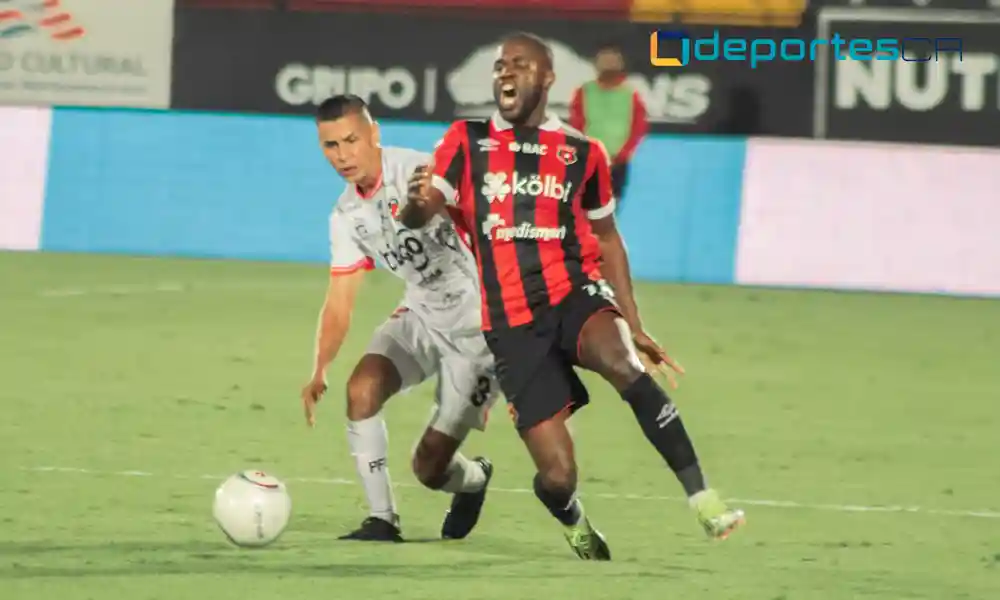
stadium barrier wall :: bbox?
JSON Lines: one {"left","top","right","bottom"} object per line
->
{"left": 0, "top": 107, "right": 51, "bottom": 252}
{"left": 2, "top": 106, "right": 999, "bottom": 297}
{"left": 33, "top": 107, "right": 745, "bottom": 283}
{"left": 737, "top": 138, "right": 1000, "bottom": 297}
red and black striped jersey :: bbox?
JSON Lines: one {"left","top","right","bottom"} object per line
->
{"left": 431, "top": 113, "right": 616, "bottom": 332}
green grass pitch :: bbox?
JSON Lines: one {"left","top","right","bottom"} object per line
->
{"left": 1, "top": 251, "right": 998, "bottom": 599}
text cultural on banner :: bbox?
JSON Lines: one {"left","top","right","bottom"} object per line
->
{"left": 0, "top": 0, "right": 174, "bottom": 108}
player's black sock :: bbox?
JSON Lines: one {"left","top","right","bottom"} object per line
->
{"left": 532, "top": 473, "right": 582, "bottom": 526}
{"left": 621, "top": 373, "right": 707, "bottom": 497}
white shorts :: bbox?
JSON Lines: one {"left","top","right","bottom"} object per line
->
{"left": 365, "top": 308, "right": 499, "bottom": 440}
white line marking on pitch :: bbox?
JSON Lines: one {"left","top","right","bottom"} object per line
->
{"left": 18, "top": 466, "right": 1000, "bottom": 520}
{"left": 37, "top": 280, "right": 322, "bottom": 298}
{"left": 38, "top": 283, "right": 186, "bottom": 297}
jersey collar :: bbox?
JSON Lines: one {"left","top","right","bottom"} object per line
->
{"left": 491, "top": 112, "right": 563, "bottom": 131}
{"left": 355, "top": 158, "right": 385, "bottom": 200}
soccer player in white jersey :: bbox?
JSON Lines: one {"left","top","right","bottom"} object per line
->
{"left": 300, "top": 95, "right": 499, "bottom": 542}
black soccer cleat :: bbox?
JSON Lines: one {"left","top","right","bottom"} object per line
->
{"left": 441, "top": 457, "right": 493, "bottom": 540}
{"left": 338, "top": 516, "right": 404, "bottom": 543}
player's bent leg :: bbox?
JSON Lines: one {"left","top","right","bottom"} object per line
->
{"left": 411, "top": 425, "right": 492, "bottom": 540}
{"left": 521, "top": 409, "right": 609, "bottom": 561}
{"left": 575, "top": 310, "right": 745, "bottom": 540}
{"left": 339, "top": 351, "right": 415, "bottom": 543}
{"left": 486, "top": 324, "right": 608, "bottom": 559}
{"left": 422, "top": 354, "right": 497, "bottom": 539}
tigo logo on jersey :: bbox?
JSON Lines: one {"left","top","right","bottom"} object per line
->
{"left": 0, "top": 0, "right": 85, "bottom": 40}
{"left": 480, "top": 172, "right": 573, "bottom": 204}
{"left": 482, "top": 214, "right": 567, "bottom": 242}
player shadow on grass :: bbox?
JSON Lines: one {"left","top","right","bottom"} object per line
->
{"left": 0, "top": 539, "right": 709, "bottom": 579}
{"left": 0, "top": 559, "right": 525, "bottom": 580}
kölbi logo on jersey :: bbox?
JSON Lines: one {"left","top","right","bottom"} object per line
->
{"left": 481, "top": 172, "right": 573, "bottom": 204}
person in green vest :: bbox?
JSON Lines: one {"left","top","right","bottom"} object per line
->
{"left": 569, "top": 44, "right": 649, "bottom": 215}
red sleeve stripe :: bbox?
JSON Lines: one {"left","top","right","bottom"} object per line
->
{"left": 330, "top": 257, "right": 374, "bottom": 276}
{"left": 432, "top": 121, "right": 468, "bottom": 205}
{"left": 616, "top": 92, "right": 648, "bottom": 163}
{"left": 569, "top": 87, "right": 586, "bottom": 132}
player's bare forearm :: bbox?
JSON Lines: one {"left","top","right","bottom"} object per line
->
{"left": 401, "top": 186, "right": 445, "bottom": 230}
{"left": 310, "top": 270, "right": 364, "bottom": 379}
{"left": 592, "top": 217, "right": 643, "bottom": 333}
{"left": 311, "top": 303, "right": 350, "bottom": 379}
{"left": 403, "top": 166, "right": 447, "bottom": 229}
{"left": 312, "top": 308, "right": 349, "bottom": 375}
{"left": 399, "top": 202, "right": 432, "bottom": 230}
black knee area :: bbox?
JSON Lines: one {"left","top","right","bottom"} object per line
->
{"left": 533, "top": 472, "right": 581, "bottom": 526}
{"left": 621, "top": 372, "right": 668, "bottom": 411}
{"left": 534, "top": 465, "right": 577, "bottom": 499}
{"left": 606, "top": 350, "right": 643, "bottom": 391}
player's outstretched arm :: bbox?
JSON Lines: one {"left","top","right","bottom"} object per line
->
{"left": 302, "top": 269, "right": 365, "bottom": 426}
{"left": 590, "top": 215, "right": 642, "bottom": 333}
{"left": 592, "top": 215, "right": 685, "bottom": 386}
{"left": 400, "top": 164, "right": 445, "bottom": 229}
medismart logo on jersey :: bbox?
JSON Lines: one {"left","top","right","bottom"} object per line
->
{"left": 482, "top": 214, "right": 567, "bottom": 242}
{"left": 650, "top": 30, "right": 963, "bottom": 69}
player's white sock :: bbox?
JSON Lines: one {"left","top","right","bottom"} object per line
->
{"left": 440, "top": 452, "right": 486, "bottom": 494}
{"left": 347, "top": 414, "right": 397, "bottom": 524}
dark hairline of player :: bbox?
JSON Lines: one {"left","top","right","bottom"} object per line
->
{"left": 501, "top": 31, "right": 553, "bottom": 70}
{"left": 316, "top": 94, "right": 371, "bottom": 122}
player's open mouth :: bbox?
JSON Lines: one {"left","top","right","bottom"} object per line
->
{"left": 499, "top": 83, "right": 517, "bottom": 109}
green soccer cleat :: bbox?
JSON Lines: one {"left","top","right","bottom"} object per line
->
{"left": 691, "top": 489, "right": 745, "bottom": 540}
{"left": 564, "top": 516, "right": 611, "bottom": 561}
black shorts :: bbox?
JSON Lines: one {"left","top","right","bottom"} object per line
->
{"left": 610, "top": 162, "right": 629, "bottom": 205}
{"left": 484, "top": 283, "right": 621, "bottom": 431}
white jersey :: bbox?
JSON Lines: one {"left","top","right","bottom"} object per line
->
{"left": 329, "top": 146, "right": 481, "bottom": 335}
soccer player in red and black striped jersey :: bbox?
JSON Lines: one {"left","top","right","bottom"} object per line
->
{"left": 401, "top": 33, "right": 744, "bottom": 559}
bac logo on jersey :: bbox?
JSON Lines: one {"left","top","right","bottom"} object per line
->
{"left": 556, "top": 145, "right": 578, "bottom": 166}
{"left": 509, "top": 141, "right": 547, "bottom": 155}
{"left": 386, "top": 196, "right": 399, "bottom": 218}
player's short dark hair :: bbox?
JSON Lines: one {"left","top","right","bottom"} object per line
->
{"left": 596, "top": 42, "right": 623, "bottom": 57}
{"left": 502, "top": 31, "right": 553, "bottom": 69}
{"left": 315, "top": 94, "right": 369, "bottom": 122}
